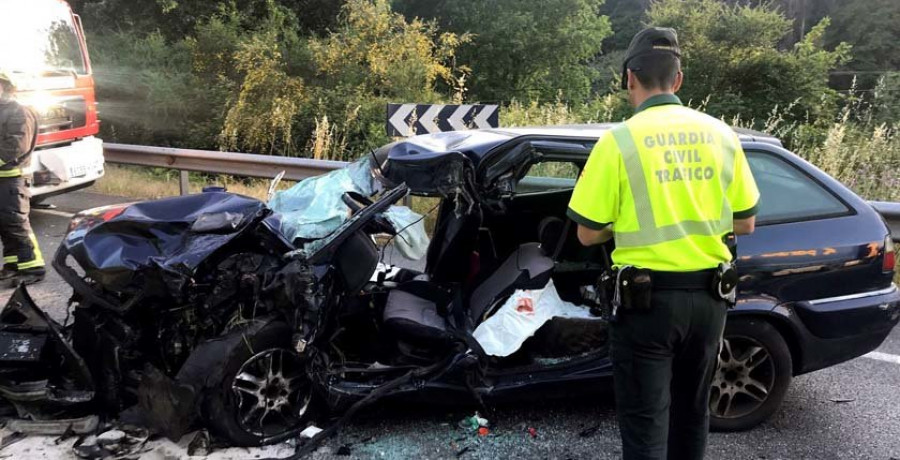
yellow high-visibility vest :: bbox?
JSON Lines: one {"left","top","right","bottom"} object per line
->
{"left": 567, "top": 94, "right": 759, "bottom": 272}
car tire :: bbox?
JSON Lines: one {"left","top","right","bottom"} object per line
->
{"left": 709, "top": 318, "right": 792, "bottom": 432}
{"left": 203, "top": 320, "right": 320, "bottom": 446}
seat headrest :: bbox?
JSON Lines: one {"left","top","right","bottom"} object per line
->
{"left": 538, "top": 217, "right": 565, "bottom": 255}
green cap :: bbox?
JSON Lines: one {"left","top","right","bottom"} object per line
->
{"left": 621, "top": 27, "right": 681, "bottom": 89}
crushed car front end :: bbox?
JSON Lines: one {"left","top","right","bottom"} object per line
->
{"left": 1, "top": 191, "right": 337, "bottom": 445}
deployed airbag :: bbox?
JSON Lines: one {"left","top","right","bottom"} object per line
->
{"left": 472, "top": 280, "right": 600, "bottom": 357}
{"left": 269, "top": 157, "right": 430, "bottom": 259}
{"left": 383, "top": 205, "right": 429, "bottom": 260}
{"left": 269, "top": 158, "right": 376, "bottom": 244}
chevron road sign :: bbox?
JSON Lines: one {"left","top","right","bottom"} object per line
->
{"left": 386, "top": 103, "right": 499, "bottom": 137}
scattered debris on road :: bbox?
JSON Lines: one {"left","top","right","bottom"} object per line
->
{"left": 187, "top": 429, "right": 212, "bottom": 456}
{"left": 300, "top": 426, "right": 324, "bottom": 439}
{"left": 458, "top": 412, "right": 490, "bottom": 432}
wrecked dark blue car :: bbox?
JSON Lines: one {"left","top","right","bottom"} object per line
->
{"left": 0, "top": 125, "right": 898, "bottom": 449}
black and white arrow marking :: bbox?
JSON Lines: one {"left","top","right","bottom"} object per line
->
{"left": 386, "top": 103, "right": 499, "bottom": 137}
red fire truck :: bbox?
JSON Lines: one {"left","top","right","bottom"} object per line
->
{"left": 0, "top": 0, "right": 104, "bottom": 201}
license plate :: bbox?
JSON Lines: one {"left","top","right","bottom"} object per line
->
{"left": 69, "top": 164, "right": 89, "bottom": 178}
{"left": 68, "top": 159, "right": 101, "bottom": 179}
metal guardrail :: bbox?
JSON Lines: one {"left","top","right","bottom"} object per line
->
{"left": 103, "top": 143, "right": 349, "bottom": 194}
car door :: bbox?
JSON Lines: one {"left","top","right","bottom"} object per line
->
{"left": 477, "top": 136, "right": 599, "bottom": 259}
{"left": 734, "top": 144, "right": 894, "bottom": 303}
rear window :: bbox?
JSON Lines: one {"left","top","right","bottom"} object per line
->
{"left": 747, "top": 151, "right": 850, "bottom": 224}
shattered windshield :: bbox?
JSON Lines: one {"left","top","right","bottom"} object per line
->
{"left": 269, "top": 156, "right": 377, "bottom": 244}
{"left": 0, "top": 0, "right": 87, "bottom": 75}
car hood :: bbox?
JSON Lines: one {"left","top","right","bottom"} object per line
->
{"left": 64, "top": 192, "right": 271, "bottom": 292}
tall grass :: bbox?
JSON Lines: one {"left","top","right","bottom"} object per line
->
{"left": 776, "top": 80, "right": 900, "bottom": 202}
{"left": 800, "top": 119, "right": 900, "bottom": 201}
{"left": 92, "top": 165, "right": 287, "bottom": 200}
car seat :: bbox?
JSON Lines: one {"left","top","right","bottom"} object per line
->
{"left": 424, "top": 199, "right": 482, "bottom": 283}
{"left": 382, "top": 243, "right": 554, "bottom": 355}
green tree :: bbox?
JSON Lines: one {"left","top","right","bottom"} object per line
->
{"left": 88, "top": 30, "right": 225, "bottom": 148}
{"left": 73, "top": 0, "right": 344, "bottom": 38}
{"left": 395, "top": 0, "right": 612, "bottom": 103}
{"left": 198, "top": 2, "right": 312, "bottom": 155}
{"left": 599, "top": 0, "right": 651, "bottom": 52}
{"left": 220, "top": 34, "right": 305, "bottom": 155}
{"left": 301, "top": 0, "right": 470, "bottom": 158}
{"left": 826, "top": 0, "right": 900, "bottom": 78}
{"left": 87, "top": 1, "right": 304, "bottom": 151}
{"left": 648, "top": 0, "right": 850, "bottom": 125}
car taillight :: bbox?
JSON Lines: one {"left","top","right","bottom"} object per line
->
{"left": 883, "top": 236, "right": 896, "bottom": 272}
{"left": 66, "top": 205, "right": 128, "bottom": 233}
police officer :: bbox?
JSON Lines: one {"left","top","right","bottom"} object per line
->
{"left": 0, "top": 71, "right": 45, "bottom": 286}
{"left": 567, "top": 28, "right": 759, "bottom": 460}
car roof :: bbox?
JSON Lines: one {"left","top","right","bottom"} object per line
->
{"left": 384, "top": 123, "right": 783, "bottom": 166}
{"left": 485, "top": 124, "right": 782, "bottom": 146}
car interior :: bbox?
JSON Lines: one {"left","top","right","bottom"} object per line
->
{"left": 327, "top": 139, "right": 613, "bottom": 379}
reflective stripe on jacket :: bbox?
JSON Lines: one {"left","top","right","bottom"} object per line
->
{"left": 567, "top": 94, "right": 760, "bottom": 271}
{"left": 0, "top": 97, "right": 38, "bottom": 178}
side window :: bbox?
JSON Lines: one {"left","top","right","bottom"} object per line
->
{"left": 746, "top": 151, "right": 850, "bottom": 224}
{"left": 515, "top": 160, "right": 582, "bottom": 194}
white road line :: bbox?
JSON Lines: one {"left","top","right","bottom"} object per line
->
{"left": 33, "top": 208, "right": 75, "bottom": 219}
{"left": 863, "top": 351, "right": 900, "bottom": 365}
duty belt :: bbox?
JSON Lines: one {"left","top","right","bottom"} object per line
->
{"left": 649, "top": 269, "right": 716, "bottom": 290}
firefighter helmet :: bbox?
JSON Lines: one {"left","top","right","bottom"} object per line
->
{"left": 0, "top": 71, "right": 15, "bottom": 90}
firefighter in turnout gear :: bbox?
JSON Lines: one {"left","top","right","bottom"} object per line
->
{"left": 0, "top": 71, "right": 45, "bottom": 286}
{"left": 567, "top": 28, "right": 759, "bottom": 460}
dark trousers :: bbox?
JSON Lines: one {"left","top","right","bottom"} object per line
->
{"left": 0, "top": 176, "right": 43, "bottom": 270}
{"left": 610, "top": 289, "right": 727, "bottom": 460}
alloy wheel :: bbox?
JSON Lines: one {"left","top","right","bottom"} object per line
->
{"left": 710, "top": 336, "right": 775, "bottom": 419}
{"left": 231, "top": 348, "right": 311, "bottom": 437}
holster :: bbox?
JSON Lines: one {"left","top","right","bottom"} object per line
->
{"left": 617, "top": 266, "right": 653, "bottom": 312}
{"left": 592, "top": 271, "right": 615, "bottom": 318}
{"left": 712, "top": 262, "right": 738, "bottom": 307}
{"left": 593, "top": 266, "right": 653, "bottom": 320}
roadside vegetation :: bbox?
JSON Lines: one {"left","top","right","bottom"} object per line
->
{"left": 92, "top": 165, "right": 278, "bottom": 200}
{"left": 70, "top": 0, "right": 900, "bottom": 202}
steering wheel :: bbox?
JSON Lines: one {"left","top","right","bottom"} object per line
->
{"left": 341, "top": 191, "right": 374, "bottom": 213}
{"left": 309, "top": 185, "right": 409, "bottom": 265}
{"left": 341, "top": 191, "right": 396, "bottom": 235}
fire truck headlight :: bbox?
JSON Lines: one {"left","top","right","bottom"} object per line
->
{"left": 26, "top": 92, "right": 57, "bottom": 117}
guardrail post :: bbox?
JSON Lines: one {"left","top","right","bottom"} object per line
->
{"left": 179, "top": 170, "right": 190, "bottom": 195}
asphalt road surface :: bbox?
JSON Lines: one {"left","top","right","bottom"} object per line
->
{"left": 1, "top": 190, "right": 898, "bottom": 460}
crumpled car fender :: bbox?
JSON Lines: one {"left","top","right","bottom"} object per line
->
{"left": 0, "top": 286, "right": 94, "bottom": 415}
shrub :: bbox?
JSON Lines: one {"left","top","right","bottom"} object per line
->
{"left": 647, "top": 0, "right": 851, "bottom": 127}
